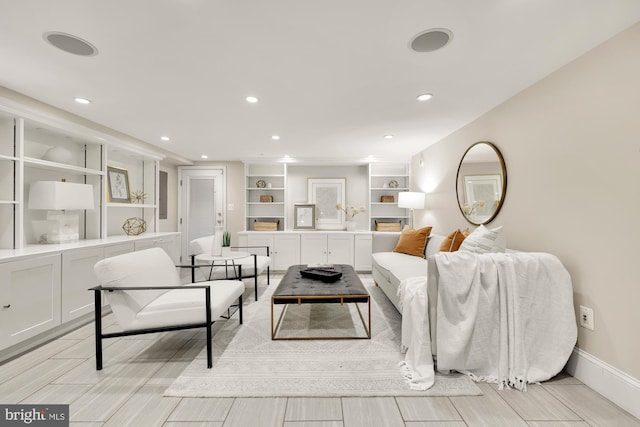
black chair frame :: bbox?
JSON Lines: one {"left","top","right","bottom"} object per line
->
{"left": 189, "top": 245, "right": 270, "bottom": 301}
{"left": 90, "top": 263, "right": 243, "bottom": 371}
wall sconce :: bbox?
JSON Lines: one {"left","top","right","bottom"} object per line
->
{"left": 28, "top": 180, "right": 95, "bottom": 244}
{"left": 398, "top": 191, "right": 425, "bottom": 228}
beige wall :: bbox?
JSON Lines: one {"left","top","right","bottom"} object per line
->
{"left": 412, "top": 23, "right": 640, "bottom": 380}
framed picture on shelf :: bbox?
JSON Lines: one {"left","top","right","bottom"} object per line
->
{"left": 308, "top": 177, "right": 345, "bottom": 230}
{"left": 294, "top": 204, "right": 316, "bottom": 230}
{"left": 107, "top": 166, "right": 131, "bottom": 203}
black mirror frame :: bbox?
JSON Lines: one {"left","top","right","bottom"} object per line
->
{"left": 455, "top": 141, "right": 507, "bottom": 226}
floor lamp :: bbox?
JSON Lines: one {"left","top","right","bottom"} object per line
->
{"left": 398, "top": 191, "right": 425, "bottom": 229}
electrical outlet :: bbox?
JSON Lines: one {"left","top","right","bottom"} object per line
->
{"left": 579, "top": 305, "right": 594, "bottom": 330}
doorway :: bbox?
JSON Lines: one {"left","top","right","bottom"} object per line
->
{"left": 178, "top": 167, "right": 225, "bottom": 263}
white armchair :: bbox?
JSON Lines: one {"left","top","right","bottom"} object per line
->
{"left": 189, "top": 235, "right": 271, "bottom": 300}
{"left": 91, "top": 247, "right": 244, "bottom": 370}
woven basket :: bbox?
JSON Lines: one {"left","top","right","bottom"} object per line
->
{"left": 375, "top": 221, "right": 401, "bottom": 232}
{"left": 380, "top": 195, "right": 394, "bottom": 203}
{"left": 254, "top": 220, "right": 279, "bottom": 231}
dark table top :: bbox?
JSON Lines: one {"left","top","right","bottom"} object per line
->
{"left": 273, "top": 264, "right": 368, "bottom": 299}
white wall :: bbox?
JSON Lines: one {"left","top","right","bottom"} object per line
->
{"left": 412, "top": 22, "right": 640, "bottom": 380}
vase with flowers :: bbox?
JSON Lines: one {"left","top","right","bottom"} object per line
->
{"left": 336, "top": 203, "right": 366, "bottom": 231}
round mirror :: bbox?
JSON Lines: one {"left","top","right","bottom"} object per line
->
{"left": 456, "top": 141, "right": 507, "bottom": 225}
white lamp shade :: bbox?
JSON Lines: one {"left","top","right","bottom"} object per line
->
{"left": 28, "top": 181, "right": 95, "bottom": 210}
{"left": 398, "top": 191, "right": 425, "bottom": 209}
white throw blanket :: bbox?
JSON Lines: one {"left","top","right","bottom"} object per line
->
{"left": 434, "top": 251, "right": 577, "bottom": 390}
{"left": 398, "top": 276, "right": 435, "bottom": 390}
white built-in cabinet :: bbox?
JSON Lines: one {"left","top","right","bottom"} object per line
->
{"left": 239, "top": 231, "right": 371, "bottom": 272}
{"left": 0, "top": 100, "right": 180, "bottom": 360}
{"left": 239, "top": 232, "right": 300, "bottom": 270}
{"left": 0, "top": 254, "right": 61, "bottom": 349}
{"left": 300, "top": 233, "right": 354, "bottom": 266}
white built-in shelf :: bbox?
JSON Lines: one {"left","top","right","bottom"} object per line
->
{"left": 0, "top": 200, "right": 18, "bottom": 204}
{"left": 0, "top": 154, "right": 18, "bottom": 161}
{"left": 246, "top": 202, "right": 285, "bottom": 205}
{"left": 246, "top": 187, "right": 285, "bottom": 191}
{"left": 371, "top": 187, "right": 409, "bottom": 191}
{"left": 23, "top": 157, "right": 104, "bottom": 176}
{"left": 107, "top": 203, "right": 156, "bottom": 209}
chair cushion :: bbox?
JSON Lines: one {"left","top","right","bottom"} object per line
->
{"left": 94, "top": 248, "right": 181, "bottom": 313}
{"left": 131, "top": 279, "right": 245, "bottom": 330}
{"left": 190, "top": 236, "right": 214, "bottom": 256}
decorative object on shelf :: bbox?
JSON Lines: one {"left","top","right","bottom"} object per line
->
{"left": 256, "top": 179, "right": 266, "bottom": 188}
{"left": 42, "top": 146, "right": 72, "bottom": 164}
{"left": 221, "top": 231, "right": 231, "bottom": 256}
{"left": 380, "top": 195, "right": 394, "bottom": 203}
{"left": 398, "top": 191, "right": 426, "bottom": 228}
{"left": 254, "top": 220, "right": 279, "bottom": 231}
{"left": 266, "top": 182, "right": 272, "bottom": 188}
{"left": 383, "top": 182, "right": 389, "bottom": 189}
{"left": 212, "top": 225, "right": 223, "bottom": 256}
{"left": 336, "top": 203, "right": 365, "bottom": 231}
{"left": 388, "top": 179, "right": 399, "bottom": 188}
{"left": 375, "top": 220, "right": 402, "bottom": 232}
{"left": 122, "top": 216, "right": 147, "bottom": 236}
{"left": 107, "top": 166, "right": 131, "bottom": 203}
{"left": 28, "top": 180, "right": 95, "bottom": 244}
{"left": 260, "top": 195, "right": 274, "bottom": 203}
{"left": 131, "top": 189, "right": 147, "bottom": 204}
{"left": 294, "top": 204, "right": 316, "bottom": 230}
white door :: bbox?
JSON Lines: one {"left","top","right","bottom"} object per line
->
{"left": 178, "top": 167, "right": 225, "bottom": 263}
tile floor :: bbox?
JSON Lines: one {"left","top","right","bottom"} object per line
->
{"left": 0, "top": 275, "right": 638, "bottom": 427}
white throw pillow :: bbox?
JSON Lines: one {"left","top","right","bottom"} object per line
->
{"left": 459, "top": 224, "right": 506, "bottom": 254}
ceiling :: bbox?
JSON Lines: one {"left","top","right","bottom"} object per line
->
{"left": 1, "top": 1, "right": 639, "bottom": 164}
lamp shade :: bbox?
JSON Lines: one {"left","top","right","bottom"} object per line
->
{"left": 28, "top": 181, "right": 95, "bottom": 210}
{"left": 397, "top": 191, "right": 425, "bottom": 210}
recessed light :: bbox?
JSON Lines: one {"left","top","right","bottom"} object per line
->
{"left": 201, "top": 155, "right": 208, "bottom": 159}
{"left": 74, "top": 97, "right": 91, "bottom": 104}
{"left": 246, "top": 96, "right": 259, "bottom": 103}
{"left": 417, "top": 93, "right": 433, "bottom": 102}
{"left": 271, "top": 135, "right": 280, "bottom": 140}
{"left": 161, "top": 136, "right": 170, "bottom": 142}
{"left": 384, "top": 135, "right": 393, "bottom": 139}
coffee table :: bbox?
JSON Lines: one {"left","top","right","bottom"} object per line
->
{"left": 271, "top": 264, "right": 371, "bottom": 340}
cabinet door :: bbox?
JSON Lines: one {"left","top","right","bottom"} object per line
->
{"left": 273, "top": 234, "right": 300, "bottom": 270}
{"left": 104, "top": 242, "right": 135, "bottom": 259}
{"left": 0, "top": 254, "right": 61, "bottom": 350}
{"left": 61, "top": 248, "right": 103, "bottom": 322}
{"left": 300, "top": 234, "right": 327, "bottom": 265}
{"left": 327, "top": 234, "right": 354, "bottom": 266}
{"left": 354, "top": 234, "right": 372, "bottom": 271}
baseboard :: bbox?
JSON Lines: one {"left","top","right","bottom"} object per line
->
{"left": 565, "top": 347, "right": 640, "bottom": 419}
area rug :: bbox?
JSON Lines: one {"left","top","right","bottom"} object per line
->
{"left": 164, "top": 277, "right": 482, "bottom": 397}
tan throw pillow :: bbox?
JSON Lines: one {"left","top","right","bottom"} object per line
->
{"left": 439, "top": 228, "right": 470, "bottom": 252}
{"left": 393, "top": 226, "right": 432, "bottom": 258}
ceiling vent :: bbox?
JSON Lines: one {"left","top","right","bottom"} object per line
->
{"left": 410, "top": 29, "right": 453, "bottom": 53}
{"left": 44, "top": 31, "right": 98, "bottom": 56}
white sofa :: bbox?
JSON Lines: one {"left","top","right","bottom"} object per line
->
{"left": 371, "top": 231, "right": 446, "bottom": 311}
{"left": 371, "top": 228, "right": 577, "bottom": 390}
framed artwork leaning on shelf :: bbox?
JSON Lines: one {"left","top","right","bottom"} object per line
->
{"left": 107, "top": 166, "right": 131, "bottom": 203}
{"left": 294, "top": 203, "right": 316, "bottom": 230}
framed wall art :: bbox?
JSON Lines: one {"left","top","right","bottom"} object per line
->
{"left": 107, "top": 166, "right": 131, "bottom": 203}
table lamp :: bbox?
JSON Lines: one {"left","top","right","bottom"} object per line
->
{"left": 398, "top": 191, "right": 425, "bottom": 228}
{"left": 28, "top": 180, "right": 95, "bottom": 244}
